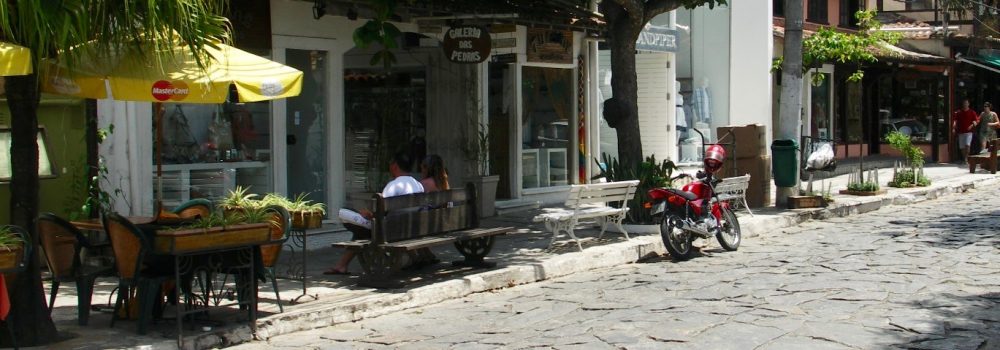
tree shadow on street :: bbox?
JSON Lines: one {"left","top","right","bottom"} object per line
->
{"left": 888, "top": 292, "right": 1000, "bottom": 349}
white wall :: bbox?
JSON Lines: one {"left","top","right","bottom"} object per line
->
{"left": 729, "top": 0, "right": 773, "bottom": 146}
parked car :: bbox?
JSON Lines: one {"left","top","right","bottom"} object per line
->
{"left": 882, "top": 119, "right": 930, "bottom": 142}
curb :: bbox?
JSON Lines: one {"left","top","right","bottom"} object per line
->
{"left": 194, "top": 174, "right": 1000, "bottom": 349}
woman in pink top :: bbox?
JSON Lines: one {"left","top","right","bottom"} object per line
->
{"left": 408, "top": 154, "right": 450, "bottom": 269}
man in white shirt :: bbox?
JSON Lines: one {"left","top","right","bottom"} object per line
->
{"left": 326, "top": 152, "right": 424, "bottom": 275}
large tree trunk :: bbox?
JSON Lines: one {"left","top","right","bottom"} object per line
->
{"left": 776, "top": 0, "right": 805, "bottom": 206}
{"left": 602, "top": 2, "right": 644, "bottom": 169}
{"left": 3, "top": 73, "right": 59, "bottom": 346}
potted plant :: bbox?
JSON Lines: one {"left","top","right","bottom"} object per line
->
{"left": 840, "top": 167, "right": 886, "bottom": 196}
{"left": 462, "top": 122, "right": 499, "bottom": 217}
{"left": 885, "top": 131, "right": 931, "bottom": 188}
{"left": 155, "top": 212, "right": 271, "bottom": 254}
{"left": 220, "top": 185, "right": 259, "bottom": 218}
{"left": 0, "top": 226, "right": 25, "bottom": 272}
{"left": 286, "top": 193, "right": 325, "bottom": 229}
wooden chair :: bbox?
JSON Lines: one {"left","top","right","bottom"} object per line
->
{"left": 258, "top": 206, "right": 290, "bottom": 312}
{"left": 103, "top": 213, "right": 172, "bottom": 335}
{"left": 171, "top": 198, "right": 213, "bottom": 219}
{"left": 37, "top": 213, "right": 113, "bottom": 326}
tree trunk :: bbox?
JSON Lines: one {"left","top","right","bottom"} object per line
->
{"left": 602, "top": 3, "right": 644, "bottom": 170}
{"left": 3, "top": 73, "right": 59, "bottom": 346}
{"left": 777, "top": 0, "right": 805, "bottom": 206}
{"left": 86, "top": 99, "right": 100, "bottom": 218}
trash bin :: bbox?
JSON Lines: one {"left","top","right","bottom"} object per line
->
{"left": 771, "top": 139, "right": 799, "bottom": 187}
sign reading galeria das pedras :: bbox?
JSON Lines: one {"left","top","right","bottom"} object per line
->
{"left": 443, "top": 26, "right": 491, "bottom": 64}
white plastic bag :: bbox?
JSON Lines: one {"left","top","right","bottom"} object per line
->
{"left": 806, "top": 143, "right": 835, "bottom": 171}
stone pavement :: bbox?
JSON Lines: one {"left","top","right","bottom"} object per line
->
{"left": 231, "top": 181, "right": 1000, "bottom": 350}
{"left": 31, "top": 163, "right": 1000, "bottom": 349}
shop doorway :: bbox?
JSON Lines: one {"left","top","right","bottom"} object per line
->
{"left": 284, "top": 49, "right": 329, "bottom": 208}
{"left": 488, "top": 62, "right": 515, "bottom": 199}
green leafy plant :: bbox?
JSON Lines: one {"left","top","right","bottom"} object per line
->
{"left": 220, "top": 185, "right": 259, "bottom": 211}
{"left": 181, "top": 213, "right": 240, "bottom": 231}
{"left": 352, "top": 0, "right": 404, "bottom": 70}
{"left": 847, "top": 181, "right": 879, "bottom": 192}
{"left": 845, "top": 167, "right": 880, "bottom": 193}
{"left": 70, "top": 124, "right": 130, "bottom": 220}
{"left": 785, "top": 10, "right": 901, "bottom": 85}
{"left": 461, "top": 122, "right": 491, "bottom": 176}
{"left": 886, "top": 131, "right": 930, "bottom": 187}
{"left": 592, "top": 154, "right": 677, "bottom": 224}
{"left": 0, "top": 227, "right": 23, "bottom": 251}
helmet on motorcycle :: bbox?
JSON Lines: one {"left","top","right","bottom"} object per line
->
{"left": 704, "top": 144, "right": 725, "bottom": 173}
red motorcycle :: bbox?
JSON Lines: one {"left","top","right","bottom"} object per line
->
{"left": 647, "top": 142, "right": 741, "bottom": 261}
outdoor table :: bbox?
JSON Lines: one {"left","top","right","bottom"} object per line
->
{"left": 284, "top": 227, "right": 319, "bottom": 303}
{"left": 71, "top": 218, "right": 265, "bottom": 348}
{"left": 155, "top": 226, "right": 264, "bottom": 349}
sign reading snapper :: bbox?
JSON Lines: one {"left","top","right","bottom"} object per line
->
{"left": 636, "top": 24, "right": 679, "bottom": 53}
{"left": 442, "top": 26, "right": 491, "bottom": 64}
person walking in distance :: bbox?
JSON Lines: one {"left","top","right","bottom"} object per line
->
{"left": 326, "top": 151, "right": 424, "bottom": 275}
{"left": 978, "top": 102, "right": 999, "bottom": 154}
{"left": 953, "top": 99, "right": 980, "bottom": 162}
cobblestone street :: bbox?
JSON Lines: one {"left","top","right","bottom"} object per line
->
{"left": 231, "top": 185, "right": 1000, "bottom": 350}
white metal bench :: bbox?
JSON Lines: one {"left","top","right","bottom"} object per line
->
{"left": 715, "top": 174, "right": 753, "bottom": 216}
{"left": 532, "top": 180, "right": 640, "bottom": 251}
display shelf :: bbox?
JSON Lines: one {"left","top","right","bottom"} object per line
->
{"left": 154, "top": 161, "right": 270, "bottom": 206}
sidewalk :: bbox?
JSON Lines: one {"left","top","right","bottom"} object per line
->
{"left": 35, "top": 163, "right": 999, "bottom": 350}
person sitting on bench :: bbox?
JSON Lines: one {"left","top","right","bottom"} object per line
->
{"left": 326, "top": 151, "right": 424, "bottom": 275}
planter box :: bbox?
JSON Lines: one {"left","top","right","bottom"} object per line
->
{"left": 155, "top": 223, "right": 271, "bottom": 254}
{"left": 788, "top": 195, "right": 826, "bottom": 209}
{"left": 0, "top": 246, "right": 23, "bottom": 273}
{"left": 839, "top": 189, "right": 887, "bottom": 196}
{"left": 291, "top": 211, "right": 323, "bottom": 230}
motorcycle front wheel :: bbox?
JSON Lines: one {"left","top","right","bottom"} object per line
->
{"left": 715, "top": 207, "right": 741, "bottom": 251}
{"left": 661, "top": 217, "right": 694, "bottom": 261}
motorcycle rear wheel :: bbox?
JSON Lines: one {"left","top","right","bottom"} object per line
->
{"left": 715, "top": 207, "right": 741, "bottom": 251}
{"left": 661, "top": 217, "right": 694, "bottom": 261}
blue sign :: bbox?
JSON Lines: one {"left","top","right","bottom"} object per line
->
{"left": 636, "top": 25, "right": 679, "bottom": 53}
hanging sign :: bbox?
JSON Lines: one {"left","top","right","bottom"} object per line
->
{"left": 636, "top": 24, "right": 679, "bottom": 53}
{"left": 442, "top": 26, "right": 491, "bottom": 64}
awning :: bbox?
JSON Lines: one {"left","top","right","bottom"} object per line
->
{"left": 956, "top": 53, "right": 1000, "bottom": 75}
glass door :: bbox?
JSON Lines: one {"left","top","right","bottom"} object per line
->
{"left": 808, "top": 66, "right": 834, "bottom": 141}
{"left": 284, "top": 49, "right": 328, "bottom": 207}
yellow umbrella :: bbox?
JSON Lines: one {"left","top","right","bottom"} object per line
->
{"left": 41, "top": 41, "right": 302, "bottom": 103}
{"left": 41, "top": 40, "right": 303, "bottom": 205}
{"left": 0, "top": 42, "right": 32, "bottom": 76}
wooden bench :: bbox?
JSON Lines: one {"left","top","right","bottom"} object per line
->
{"left": 332, "top": 183, "right": 512, "bottom": 288}
{"left": 715, "top": 174, "right": 754, "bottom": 216}
{"left": 968, "top": 139, "right": 998, "bottom": 174}
{"left": 532, "top": 180, "right": 639, "bottom": 251}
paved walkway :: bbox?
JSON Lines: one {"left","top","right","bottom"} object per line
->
{"left": 231, "top": 179, "right": 1000, "bottom": 350}
{"left": 29, "top": 163, "right": 999, "bottom": 349}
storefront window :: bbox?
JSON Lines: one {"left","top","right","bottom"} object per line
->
{"left": 522, "top": 66, "right": 572, "bottom": 189}
{"left": 845, "top": 81, "right": 863, "bottom": 143}
{"left": 344, "top": 68, "right": 427, "bottom": 193}
{"left": 152, "top": 100, "right": 273, "bottom": 207}
{"left": 894, "top": 73, "right": 940, "bottom": 143}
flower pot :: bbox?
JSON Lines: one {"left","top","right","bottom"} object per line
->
{"left": 838, "top": 189, "right": 887, "bottom": 196}
{"left": 0, "top": 246, "right": 23, "bottom": 273}
{"left": 470, "top": 175, "right": 500, "bottom": 218}
{"left": 787, "top": 195, "right": 826, "bottom": 209}
{"left": 155, "top": 223, "right": 270, "bottom": 254}
{"left": 291, "top": 210, "right": 323, "bottom": 230}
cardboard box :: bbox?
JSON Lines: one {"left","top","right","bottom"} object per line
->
{"left": 718, "top": 155, "right": 771, "bottom": 208}
{"left": 717, "top": 124, "right": 768, "bottom": 159}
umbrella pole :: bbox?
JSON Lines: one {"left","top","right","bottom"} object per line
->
{"left": 156, "top": 102, "right": 164, "bottom": 208}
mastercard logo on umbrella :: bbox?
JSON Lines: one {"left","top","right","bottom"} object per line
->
{"left": 151, "top": 80, "right": 190, "bottom": 101}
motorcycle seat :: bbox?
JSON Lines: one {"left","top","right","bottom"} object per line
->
{"left": 667, "top": 188, "right": 698, "bottom": 201}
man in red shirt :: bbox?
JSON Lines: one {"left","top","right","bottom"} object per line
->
{"left": 953, "top": 99, "right": 980, "bottom": 161}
